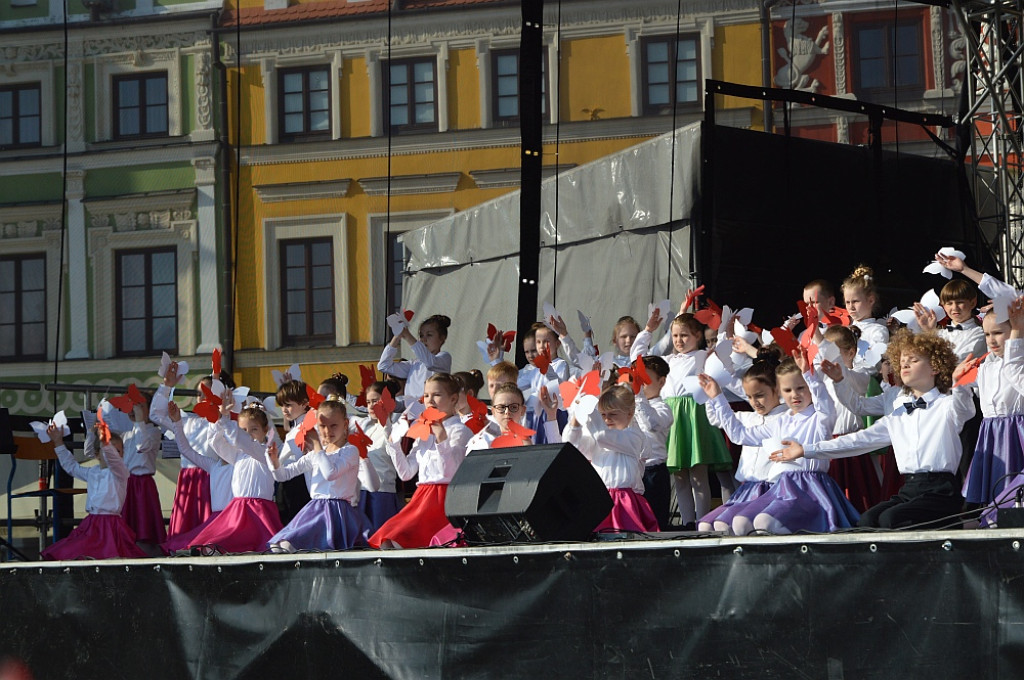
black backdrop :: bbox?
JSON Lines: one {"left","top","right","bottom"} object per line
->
{"left": 699, "top": 124, "right": 997, "bottom": 327}
{"left": 2, "top": 534, "right": 1024, "bottom": 679}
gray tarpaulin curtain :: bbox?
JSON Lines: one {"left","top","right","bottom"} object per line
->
{"left": 401, "top": 123, "right": 700, "bottom": 371}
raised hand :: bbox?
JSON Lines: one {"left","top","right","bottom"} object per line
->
{"left": 913, "top": 302, "right": 937, "bottom": 330}
{"left": 820, "top": 359, "right": 843, "bottom": 382}
{"left": 698, "top": 373, "right": 721, "bottom": 399}
{"left": 645, "top": 308, "right": 663, "bottom": 333}
{"left": 769, "top": 439, "right": 805, "bottom": 462}
{"left": 167, "top": 402, "right": 181, "bottom": 422}
{"left": 267, "top": 441, "right": 280, "bottom": 469}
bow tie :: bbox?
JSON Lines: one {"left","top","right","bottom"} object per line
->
{"left": 904, "top": 397, "right": 928, "bottom": 413}
{"left": 946, "top": 324, "right": 964, "bottom": 332}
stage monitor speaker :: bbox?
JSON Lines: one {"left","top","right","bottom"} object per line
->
{"left": 445, "top": 443, "right": 612, "bottom": 543}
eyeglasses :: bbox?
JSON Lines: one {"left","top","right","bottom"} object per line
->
{"left": 491, "top": 403, "right": 523, "bottom": 414}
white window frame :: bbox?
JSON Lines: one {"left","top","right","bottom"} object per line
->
{"left": 88, "top": 213, "right": 198, "bottom": 359}
{"left": 261, "top": 51, "right": 343, "bottom": 145}
{"left": 626, "top": 20, "right": 713, "bottom": 117}
{"left": 94, "top": 55, "right": 181, "bottom": 142}
{"left": 0, "top": 66, "right": 55, "bottom": 147}
{"left": 0, "top": 205, "right": 63, "bottom": 361}
{"left": 367, "top": 43, "right": 450, "bottom": 138}
{"left": 263, "top": 213, "right": 350, "bottom": 350}
{"left": 367, "top": 209, "right": 453, "bottom": 345}
{"left": 477, "top": 36, "right": 558, "bottom": 130}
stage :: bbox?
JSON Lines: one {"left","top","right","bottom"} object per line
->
{"left": 2, "top": 528, "right": 1024, "bottom": 679}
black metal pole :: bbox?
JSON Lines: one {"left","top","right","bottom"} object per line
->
{"left": 515, "top": 0, "right": 544, "bottom": 367}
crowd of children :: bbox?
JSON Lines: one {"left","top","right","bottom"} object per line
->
{"left": 30, "top": 250, "right": 1024, "bottom": 560}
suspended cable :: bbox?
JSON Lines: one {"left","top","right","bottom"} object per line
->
{"left": 385, "top": 1, "right": 394, "bottom": 335}
{"left": 552, "top": 0, "right": 561, "bottom": 307}
{"left": 667, "top": 0, "right": 683, "bottom": 299}
{"left": 53, "top": 0, "right": 70, "bottom": 409}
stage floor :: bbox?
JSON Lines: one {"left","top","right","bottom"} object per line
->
{"left": 3, "top": 528, "right": 1024, "bottom": 679}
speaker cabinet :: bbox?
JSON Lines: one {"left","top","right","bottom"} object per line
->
{"left": 445, "top": 443, "right": 612, "bottom": 543}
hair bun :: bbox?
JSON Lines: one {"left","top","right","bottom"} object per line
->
{"left": 330, "top": 372, "right": 349, "bottom": 386}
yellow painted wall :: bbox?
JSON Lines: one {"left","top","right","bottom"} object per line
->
{"left": 341, "top": 55, "right": 372, "bottom": 139}
{"left": 714, "top": 23, "right": 765, "bottom": 126}
{"left": 559, "top": 35, "right": 631, "bottom": 122}
{"left": 448, "top": 48, "right": 481, "bottom": 131}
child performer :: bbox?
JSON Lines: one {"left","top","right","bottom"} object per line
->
{"left": 266, "top": 396, "right": 376, "bottom": 552}
{"left": 150, "top": 362, "right": 230, "bottom": 537}
{"left": 772, "top": 330, "right": 973, "bottom": 529}
{"left": 357, "top": 380, "right": 403, "bottom": 531}
{"left": 159, "top": 431, "right": 234, "bottom": 555}
{"left": 961, "top": 303, "right": 1024, "bottom": 516}
{"left": 378, "top": 314, "right": 453, "bottom": 382}
{"left": 610, "top": 316, "right": 642, "bottom": 368}
{"left": 700, "top": 351, "right": 860, "bottom": 535}
{"left": 632, "top": 355, "right": 674, "bottom": 531}
{"left": 369, "top": 373, "right": 472, "bottom": 549}
{"left": 564, "top": 384, "right": 659, "bottom": 533}
{"left": 698, "top": 350, "right": 788, "bottom": 534}
{"left": 915, "top": 278, "right": 987, "bottom": 362}
{"left": 275, "top": 379, "right": 313, "bottom": 524}
{"left": 175, "top": 400, "right": 283, "bottom": 553}
{"left": 842, "top": 265, "right": 888, "bottom": 346}
{"left": 467, "top": 383, "right": 560, "bottom": 450}
{"left": 632, "top": 310, "right": 733, "bottom": 530}
{"left": 100, "top": 392, "right": 166, "bottom": 549}
{"left": 41, "top": 422, "right": 147, "bottom": 560}
{"left": 317, "top": 373, "right": 349, "bottom": 400}
{"left": 820, "top": 325, "right": 879, "bottom": 512}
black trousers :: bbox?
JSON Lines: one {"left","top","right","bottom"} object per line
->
{"left": 643, "top": 462, "right": 671, "bottom": 531}
{"left": 858, "top": 472, "right": 962, "bottom": 530}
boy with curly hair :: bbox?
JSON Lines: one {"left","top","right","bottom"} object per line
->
{"left": 772, "top": 329, "right": 975, "bottom": 529}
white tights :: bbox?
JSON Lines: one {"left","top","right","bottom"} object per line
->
{"left": 672, "top": 465, "right": 710, "bottom": 525}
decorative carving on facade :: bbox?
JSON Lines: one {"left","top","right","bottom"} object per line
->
{"left": 948, "top": 12, "right": 966, "bottom": 93}
{"left": 831, "top": 13, "right": 846, "bottom": 95}
{"left": 836, "top": 116, "right": 849, "bottom": 144}
{"left": 775, "top": 18, "right": 829, "bottom": 93}
{"left": 931, "top": 7, "right": 946, "bottom": 92}
{"left": 67, "top": 60, "right": 85, "bottom": 143}
{"left": 83, "top": 33, "right": 207, "bottom": 57}
{"left": 195, "top": 52, "right": 213, "bottom": 130}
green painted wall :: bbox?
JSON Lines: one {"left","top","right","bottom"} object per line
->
{"left": 84, "top": 162, "right": 194, "bottom": 197}
{"left": 0, "top": 0, "right": 49, "bottom": 21}
{"left": 0, "top": 173, "right": 64, "bottom": 203}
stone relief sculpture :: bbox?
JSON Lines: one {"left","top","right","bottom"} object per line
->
{"left": 775, "top": 17, "right": 830, "bottom": 92}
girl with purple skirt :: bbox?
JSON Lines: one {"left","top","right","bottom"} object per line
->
{"left": 698, "top": 349, "right": 788, "bottom": 533}
{"left": 267, "top": 396, "right": 377, "bottom": 553}
{"left": 961, "top": 310, "right": 1024, "bottom": 521}
{"left": 699, "top": 349, "right": 860, "bottom": 535}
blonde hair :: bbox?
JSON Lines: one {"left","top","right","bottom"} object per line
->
{"left": 775, "top": 357, "right": 802, "bottom": 378}
{"left": 598, "top": 384, "right": 635, "bottom": 415}
{"left": 842, "top": 264, "right": 878, "bottom": 299}
{"left": 487, "top": 361, "right": 518, "bottom": 385}
{"left": 317, "top": 396, "right": 348, "bottom": 418}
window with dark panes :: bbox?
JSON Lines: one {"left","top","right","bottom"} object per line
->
{"left": 0, "top": 83, "right": 41, "bottom": 149}
{"left": 641, "top": 36, "right": 700, "bottom": 115}
{"left": 853, "top": 21, "right": 924, "bottom": 94}
{"left": 113, "top": 72, "right": 168, "bottom": 139}
{"left": 492, "top": 49, "right": 548, "bottom": 126}
{"left": 116, "top": 248, "right": 177, "bottom": 355}
{"left": 386, "top": 232, "right": 407, "bottom": 315}
{"left": 278, "top": 66, "right": 331, "bottom": 142}
{"left": 385, "top": 58, "right": 437, "bottom": 134}
{"left": 281, "top": 238, "right": 334, "bottom": 345}
{"left": 0, "top": 253, "right": 46, "bottom": 360}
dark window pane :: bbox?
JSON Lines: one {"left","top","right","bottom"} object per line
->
{"left": 312, "top": 266, "right": 331, "bottom": 289}
{"left": 287, "top": 290, "right": 306, "bottom": 314}
{"left": 122, "top": 290, "right": 146, "bottom": 318}
{"left": 286, "top": 267, "right": 305, "bottom": 290}
{"left": 122, "top": 319, "right": 146, "bottom": 351}
{"left": 390, "top": 65, "right": 408, "bottom": 85}
{"left": 0, "top": 120, "right": 12, "bottom": 146}
{"left": 19, "top": 89, "right": 39, "bottom": 115}
{"left": 287, "top": 314, "right": 306, "bottom": 337}
{"left": 283, "top": 72, "right": 303, "bottom": 93}
{"left": 152, "top": 284, "right": 176, "bottom": 315}
{"left": 285, "top": 244, "right": 305, "bottom": 267}
{"left": 119, "top": 80, "right": 140, "bottom": 106}
{"left": 0, "top": 92, "right": 11, "bottom": 117}
{"left": 151, "top": 252, "right": 175, "bottom": 284}
{"left": 147, "top": 106, "right": 167, "bottom": 134}
{"left": 311, "top": 245, "right": 331, "bottom": 266}
{"left": 22, "top": 322, "right": 44, "bottom": 351}
{"left": 146, "top": 77, "right": 167, "bottom": 105}
{"left": 21, "top": 291, "right": 44, "bottom": 323}
{"left": 414, "top": 61, "right": 433, "bottom": 83}
{"left": 312, "top": 289, "right": 332, "bottom": 313}
{"left": 0, "top": 292, "right": 12, "bottom": 310}
{"left": 152, "top": 317, "right": 176, "bottom": 350}
{"left": 20, "top": 117, "right": 40, "bottom": 144}
{"left": 313, "top": 311, "right": 332, "bottom": 335}
{"left": 121, "top": 254, "right": 146, "bottom": 286}
{"left": 119, "top": 111, "right": 140, "bottom": 136}
{"left": 0, "top": 326, "right": 14, "bottom": 357}
{"left": 0, "top": 261, "right": 13, "bottom": 291}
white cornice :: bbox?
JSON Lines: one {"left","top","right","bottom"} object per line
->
{"left": 469, "top": 164, "right": 578, "bottom": 189}
{"left": 358, "top": 172, "right": 462, "bottom": 197}
{"left": 254, "top": 179, "right": 352, "bottom": 202}
{"left": 0, "top": 141, "right": 218, "bottom": 174}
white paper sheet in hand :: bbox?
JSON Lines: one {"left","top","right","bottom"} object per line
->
{"left": 648, "top": 299, "right": 671, "bottom": 324}
{"left": 30, "top": 410, "right": 70, "bottom": 443}
{"left": 386, "top": 312, "right": 408, "bottom": 337}
{"left": 920, "top": 288, "right": 946, "bottom": 321}
{"left": 158, "top": 352, "right": 189, "bottom": 383}
{"left": 992, "top": 294, "right": 1015, "bottom": 324}
{"left": 577, "top": 310, "right": 592, "bottom": 335}
{"left": 271, "top": 363, "right": 301, "bottom": 386}
{"left": 542, "top": 302, "right": 561, "bottom": 332}
{"left": 817, "top": 340, "right": 842, "bottom": 364}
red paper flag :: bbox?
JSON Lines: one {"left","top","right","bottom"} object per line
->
{"left": 212, "top": 347, "right": 222, "bottom": 377}
{"left": 295, "top": 408, "right": 318, "bottom": 451}
{"left": 96, "top": 407, "right": 111, "bottom": 445}
{"left": 109, "top": 383, "right": 147, "bottom": 414}
{"left": 306, "top": 384, "right": 325, "bottom": 409}
{"left": 770, "top": 327, "right": 799, "bottom": 357}
{"left": 347, "top": 421, "right": 373, "bottom": 459}
{"left": 533, "top": 347, "right": 552, "bottom": 376}
{"left": 406, "top": 406, "right": 448, "bottom": 441}
{"left": 403, "top": 309, "right": 415, "bottom": 322}
{"left": 371, "top": 387, "right": 396, "bottom": 423}
{"left": 682, "top": 285, "right": 705, "bottom": 313}
{"left": 955, "top": 352, "right": 989, "bottom": 387}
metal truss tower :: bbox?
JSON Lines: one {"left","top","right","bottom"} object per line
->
{"left": 952, "top": 0, "right": 1024, "bottom": 287}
